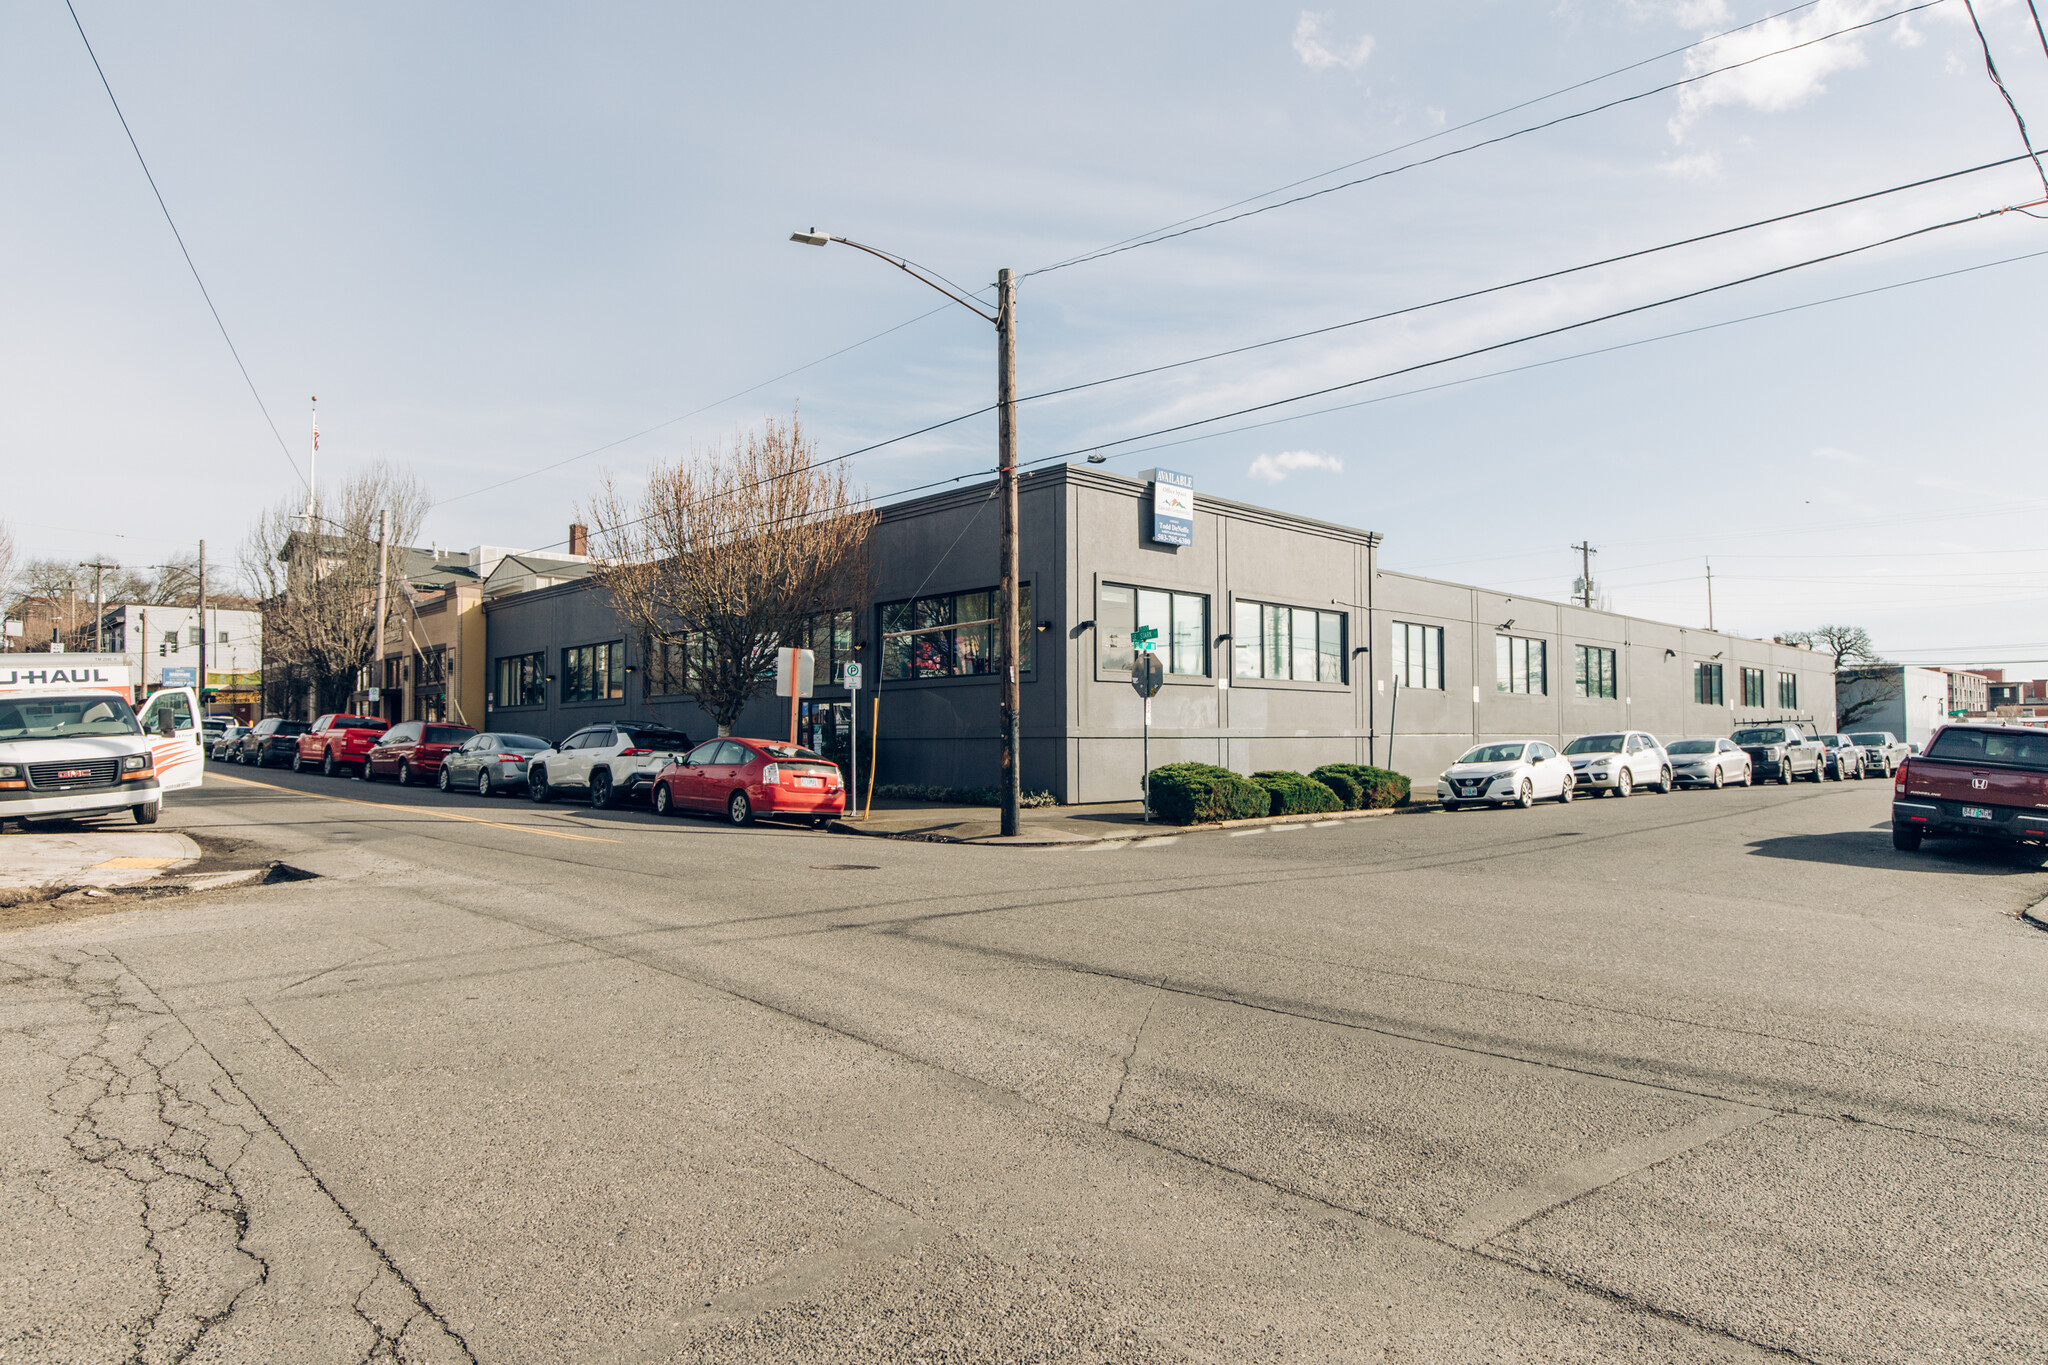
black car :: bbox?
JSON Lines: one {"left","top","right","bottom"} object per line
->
{"left": 232, "top": 717, "right": 312, "bottom": 767}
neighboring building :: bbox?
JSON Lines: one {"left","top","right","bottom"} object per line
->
{"left": 481, "top": 466, "right": 1837, "bottom": 802}
{"left": 1836, "top": 665, "right": 1953, "bottom": 747}
{"left": 1946, "top": 668, "right": 1990, "bottom": 717}
{"left": 2, "top": 592, "right": 95, "bottom": 653}
{"left": 88, "top": 603, "right": 264, "bottom": 720}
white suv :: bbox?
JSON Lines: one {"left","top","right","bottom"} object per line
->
{"left": 527, "top": 723, "right": 696, "bottom": 809}
{"left": 1561, "top": 730, "right": 1672, "bottom": 797}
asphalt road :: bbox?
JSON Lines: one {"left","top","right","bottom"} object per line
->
{"left": 3, "top": 761, "right": 2044, "bottom": 1363}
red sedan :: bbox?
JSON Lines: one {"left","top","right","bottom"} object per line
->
{"left": 651, "top": 738, "right": 845, "bottom": 827}
{"left": 361, "top": 721, "right": 477, "bottom": 786}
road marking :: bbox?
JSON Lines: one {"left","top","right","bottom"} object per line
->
{"left": 205, "top": 771, "right": 621, "bottom": 843}
{"left": 1226, "top": 828, "right": 1269, "bottom": 837}
{"left": 1128, "top": 836, "right": 1179, "bottom": 847}
{"left": 93, "top": 856, "right": 181, "bottom": 869}
{"left": 1271, "top": 825, "right": 1304, "bottom": 833}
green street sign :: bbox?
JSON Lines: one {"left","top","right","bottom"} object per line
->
{"left": 1131, "top": 625, "right": 1159, "bottom": 652}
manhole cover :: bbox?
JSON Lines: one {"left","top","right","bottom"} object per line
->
{"left": 809, "top": 864, "right": 880, "bottom": 871}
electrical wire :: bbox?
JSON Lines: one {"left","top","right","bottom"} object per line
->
{"left": 1023, "top": 0, "right": 1944, "bottom": 278}
{"left": 64, "top": 0, "right": 305, "bottom": 488}
{"left": 2029, "top": 0, "right": 2048, "bottom": 61}
{"left": 1961, "top": 0, "right": 2048, "bottom": 195}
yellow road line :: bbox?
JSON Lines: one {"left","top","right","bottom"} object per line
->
{"left": 205, "top": 771, "right": 621, "bottom": 843}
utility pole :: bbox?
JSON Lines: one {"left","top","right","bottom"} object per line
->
{"left": 1705, "top": 557, "right": 1714, "bottom": 632}
{"left": 196, "top": 539, "right": 207, "bottom": 707}
{"left": 1571, "top": 542, "right": 1597, "bottom": 609}
{"left": 996, "top": 267, "right": 1022, "bottom": 838}
{"left": 374, "top": 509, "right": 391, "bottom": 719}
{"left": 79, "top": 560, "right": 116, "bottom": 652}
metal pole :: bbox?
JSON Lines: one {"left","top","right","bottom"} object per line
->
{"left": 848, "top": 688, "right": 858, "bottom": 821}
{"left": 1389, "top": 679, "right": 1401, "bottom": 772}
{"left": 196, "top": 539, "right": 207, "bottom": 708}
{"left": 374, "top": 509, "right": 390, "bottom": 718}
{"left": 997, "top": 267, "right": 1022, "bottom": 837}
{"left": 1142, "top": 692, "right": 1150, "bottom": 823}
{"left": 1705, "top": 558, "right": 1715, "bottom": 631}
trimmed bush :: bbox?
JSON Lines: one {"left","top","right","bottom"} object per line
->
{"left": 1250, "top": 770, "right": 1345, "bottom": 817}
{"left": 1314, "top": 763, "right": 1411, "bottom": 809}
{"left": 1146, "top": 762, "right": 1270, "bottom": 825}
{"left": 1309, "top": 765, "right": 1364, "bottom": 809}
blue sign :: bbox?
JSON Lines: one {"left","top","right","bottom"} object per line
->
{"left": 160, "top": 667, "right": 198, "bottom": 688}
{"left": 1148, "top": 468, "right": 1195, "bottom": 545}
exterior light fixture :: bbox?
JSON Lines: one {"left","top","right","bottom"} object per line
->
{"left": 1085, "top": 452, "right": 1107, "bottom": 464}
{"left": 1665, "top": 649, "right": 1677, "bottom": 659}
{"left": 1214, "top": 632, "right": 1232, "bottom": 645}
{"left": 790, "top": 227, "right": 832, "bottom": 246}
{"left": 1036, "top": 620, "right": 1052, "bottom": 632}
{"left": 1499, "top": 618, "right": 1516, "bottom": 630}
{"left": 1076, "top": 619, "right": 1096, "bottom": 632}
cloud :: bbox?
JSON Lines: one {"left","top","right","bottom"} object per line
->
{"left": 1293, "top": 12, "right": 1374, "bottom": 71}
{"left": 1657, "top": 151, "right": 1722, "bottom": 178}
{"left": 1667, "top": 0, "right": 1894, "bottom": 139}
{"left": 1248, "top": 450, "right": 1344, "bottom": 483}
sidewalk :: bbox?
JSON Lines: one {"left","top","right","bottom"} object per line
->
{"left": 831, "top": 796, "right": 1420, "bottom": 846}
{"left": 0, "top": 831, "right": 203, "bottom": 892}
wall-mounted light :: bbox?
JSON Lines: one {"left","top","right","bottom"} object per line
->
{"left": 1351, "top": 646, "right": 1370, "bottom": 658}
{"left": 1499, "top": 619, "right": 1516, "bottom": 630}
{"left": 1036, "top": 619, "right": 1052, "bottom": 633}
{"left": 1214, "top": 632, "right": 1232, "bottom": 645}
{"left": 1076, "top": 619, "right": 1096, "bottom": 631}
{"left": 1665, "top": 649, "right": 1677, "bottom": 659}
{"left": 1713, "top": 651, "right": 1724, "bottom": 659}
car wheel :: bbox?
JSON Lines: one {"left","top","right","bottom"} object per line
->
{"left": 653, "top": 784, "right": 674, "bottom": 817}
{"left": 1741, "top": 763, "right": 1753, "bottom": 787}
{"left": 1657, "top": 766, "right": 1673, "bottom": 794}
{"left": 529, "top": 767, "right": 552, "bottom": 802}
{"left": 1557, "top": 775, "right": 1575, "bottom": 804}
{"left": 438, "top": 764, "right": 452, "bottom": 792}
{"left": 1514, "top": 779, "right": 1534, "bottom": 809}
{"left": 323, "top": 749, "right": 340, "bottom": 778}
{"left": 1809, "top": 760, "right": 1826, "bottom": 783}
{"left": 291, "top": 750, "right": 305, "bottom": 774}
{"left": 728, "top": 791, "right": 754, "bottom": 826}
{"left": 477, "top": 769, "right": 493, "bottom": 797}
{"left": 397, "top": 761, "right": 413, "bottom": 787}
{"left": 1779, "top": 762, "right": 1795, "bottom": 786}
{"left": 1616, "top": 769, "right": 1633, "bottom": 798}
{"left": 132, "top": 802, "right": 159, "bottom": 825}
{"left": 1850, "top": 759, "right": 1864, "bottom": 781}
{"left": 1893, "top": 824, "right": 1923, "bottom": 852}
{"left": 590, "top": 769, "right": 614, "bottom": 810}
{"left": 1709, "top": 766, "right": 1724, "bottom": 789}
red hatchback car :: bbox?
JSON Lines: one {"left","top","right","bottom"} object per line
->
{"left": 361, "top": 721, "right": 477, "bottom": 786}
{"left": 651, "top": 738, "right": 845, "bottom": 827}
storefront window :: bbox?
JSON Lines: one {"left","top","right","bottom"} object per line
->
{"left": 1237, "top": 600, "right": 1346, "bottom": 683}
{"left": 1096, "top": 584, "right": 1207, "bottom": 677}
{"left": 880, "top": 585, "right": 1033, "bottom": 681}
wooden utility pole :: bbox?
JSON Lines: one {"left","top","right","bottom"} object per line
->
{"left": 996, "top": 267, "right": 1021, "bottom": 838}
{"left": 196, "top": 539, "right": 207, "bottom": 708}
{"left": 79, "top": 560, "right": 116, "bottom": 652}
{"left": 1571, "top": 542, "right": 1596, "bottom": 609}
{"left": 374, "top": 509, "right": 390, "bottom": 719}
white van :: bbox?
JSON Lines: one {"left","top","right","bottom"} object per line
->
{"left": 0, "top": 656, "right": 204, "bottom": 827}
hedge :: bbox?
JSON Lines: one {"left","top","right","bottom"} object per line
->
{"left": 1145, "top": 762, "right": 1270, "bottom": 825}
{"left": 1310, "top": 767, "right": 1363, "bottom": 809}
{"left": 1311, "top": 763, "right": 1411, "bottom": 810}
{"left": 1251, "top": 770, "right": 1345, "bottom": 817}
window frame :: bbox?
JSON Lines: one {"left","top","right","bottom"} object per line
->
{"left": 1573, "top": 644, "right": 1618, "bottom": 700}
{"left": 560, "top": 641, "right": 626, "bottom": 706}
{"left": 1495, "top": 634, "right": 1548, "bottom": 696}
{"left": 1694, "top": 662, "right": 1725, "bottom": 706}
{"left": 1741, "top": 666, "right": 1766, "bottom": 708}
{"left": 878, "top": 582, "right": 1036, "bottom": 685}
{"left": 1221, "top": 597, "right": 1347, "bottom": 687}
{"left": 492, "top": 651, "right": 547, "bottom": 709}
{"left": 1389, "top": 620, "right": 1443, "bottom": 691}
{"left": 1777, "top": 670, "right": 1799, "bottom": 709}
{"left": 1094, "top": 582, "right": 1212, "bottom": 682}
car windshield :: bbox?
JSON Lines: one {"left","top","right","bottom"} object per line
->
{"left": 1455, "top": 743, "right": 1527, "bottom": 764}
{"left": 1817, "top": 735, "right": 1844, "bottom": 746}
{"left": 334, "top": 717, "right": 386, "bottom": 730}
{"left": 1925, "top": 727, "right": 2048, "bottom": 769}
{"left": 272, "top": 720, "right": 311, "bottom": 735}
{"left": 1563, "top": 734, "right": 1623, "bottom": 755}
{"left": 0, "top": 694, "right": 141, "bottom": 741}
{"left": 493, "top": 734, "right": 548, "bottom": 750}
{"left": 1666, "top": 740, "right": 1716, "bottom": 755}
{"left": 1733, "top": 728, "right": 1786, "bottom": 745}
{"left": 423, "top": 726, "right": 474, "bottom": 745}
{"left": 1848, "top": 733, "right": 1888, "bottom": 746}
{"left": 622, "top": 728, "right": 693, "bottom": 750}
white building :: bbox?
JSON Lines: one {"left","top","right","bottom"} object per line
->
{"left": 95, "top": 604, "right": 263, "bottom": 712}
{"left": 1835, "top": 665, "right": 1952, "bottom": 747}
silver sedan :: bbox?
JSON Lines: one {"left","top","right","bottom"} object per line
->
{"left": 436, "top": 732, "right": 551, "bottom": 795}
{"left": 1664, "top": 738, "right": 1752, "bottom": 789}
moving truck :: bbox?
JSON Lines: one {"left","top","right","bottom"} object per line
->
{"left": 0, "top": 655, "right": 203, "bottom": 827}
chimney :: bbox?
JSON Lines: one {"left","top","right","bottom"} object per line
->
{"left": 568, "top": 522, "right": 588, "bottom": 557}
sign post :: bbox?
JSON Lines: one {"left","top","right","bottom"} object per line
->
{"left": 776, "top": 648, "right": 815, "bottom": 744}
{"left": 1130, "top": 641, "right": 1165, "bottom": 821}
{"left": 843, "top": 661, "right": 863, "bottom": 819}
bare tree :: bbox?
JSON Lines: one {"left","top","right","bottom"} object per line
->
{"left": 1837, "top": 665, "right": 1904, "bottom": 729}
{"left": 1783, "top": 624, "right": 1883, "bottom": 669}
{"left": 242, "top": 463, "right": 429, "bottom": 716}
{"left": 588, "top": 412, "right": 874, "bottom": 736}
{"left": 0, "top": 522, "right": 15, "bottom": 617}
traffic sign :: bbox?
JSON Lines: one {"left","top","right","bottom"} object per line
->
{"left": 1131, "top": 653, "right": 1164, "bottom": 698}
{"left": 843, "top": 660, "right": 863, "bottom": 691}
{"left": 1131, "top": 625, "right": 1159, "bottom": 651}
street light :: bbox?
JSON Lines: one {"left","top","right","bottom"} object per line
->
{"left": 791, "top": 228, "right": 1025, "bottom": 836}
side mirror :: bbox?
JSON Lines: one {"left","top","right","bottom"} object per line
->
{"left": 158, "top": 712, "right": 178, "bottom": 739}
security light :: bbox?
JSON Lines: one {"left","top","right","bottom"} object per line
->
{"left": 1036, "top": 620, "right": 1053, "bottom": 632}
{"left": 790, "top": 228, "right": 832, "bottom": 246}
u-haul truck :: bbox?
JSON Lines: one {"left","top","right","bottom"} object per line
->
{"left": 0, "top": 656, "right": 203, "bottom": 827}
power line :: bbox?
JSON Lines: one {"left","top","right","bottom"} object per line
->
{"left": 63, "top": 0, "right": 304, "bottom": 489}
{"left": 1961, "top": 0, "right": 2048, "bottom": 195}
{"left": 1021, "top": 2, "right": 1825, "bottom": 277}
{"left": 1023, "top": 0, "right": 1943, "bottom": 278}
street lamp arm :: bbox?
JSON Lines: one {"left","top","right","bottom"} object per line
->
{"left": 794, "top": 231, "right": 998, "bottom": 323}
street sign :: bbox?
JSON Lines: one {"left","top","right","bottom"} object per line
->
{"left": 1131, "top": 653, "right": 1165, "bottom": 698}
{"left": 1131, "top": 625, "right": 1158, "bottom": 651}
{"left": 161, "top": 667, "right": 197, "bottom": 688}
{"left": 1145, "top": 468, "right": 1195, "bottom": 545}
{"left": 843, "top": 660, "right": 863, "bottom": 691}
{"left": 775, "top": 648, "right": 815, "bottom": 698}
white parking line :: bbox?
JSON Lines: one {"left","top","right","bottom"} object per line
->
{"left": 1271, "top": 825, "right": 1304, "bottom": 833}
{"left": 1128, "top": 836, "right": 1179, "bottom": 847}
{"left": 1226, "top": 828, "right": 1269, "bottom": 837}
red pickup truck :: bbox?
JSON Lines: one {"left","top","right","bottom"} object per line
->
{"left": 1892, "top": 723, "right": 2048, "bottom": 852}
{"left": 293, "top": 713, "right": 390, "bottom": 778}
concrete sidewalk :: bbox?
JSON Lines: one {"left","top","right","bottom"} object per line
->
{"left": 0, "top": 831, "right": 202, "bottom": 891}
{"left": 832, "top": 796, "right": 1417, "bottom": 845}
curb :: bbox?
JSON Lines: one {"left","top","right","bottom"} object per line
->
{"left": 829, "top": 801, "right": 1432, "bottom": 847}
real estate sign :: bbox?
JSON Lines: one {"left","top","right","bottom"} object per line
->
{"left": 1146, "top": 468, "right": 1195, "bottom": 545}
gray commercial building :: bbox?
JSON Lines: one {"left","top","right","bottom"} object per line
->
{"left": 481, "top": 465, "right": 1835, "bottom": 802}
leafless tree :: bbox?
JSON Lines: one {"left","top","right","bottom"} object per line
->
{"left": 242, "top": 463, "right": 429, "bottom": 716}
{"left": 588, "top": 412, "right": 874, "bottom": 736}
{"left": 1837, "top": 666, "right": 1904, "bottom": 729}
{"left": 1783, "top": 624, "right": 1883, "bottom": 669}
{"left": 0, "top": 522, "right": 15, "bottom": 618}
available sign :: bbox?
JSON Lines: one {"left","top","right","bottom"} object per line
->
{"left": 161, "top": 667, "right": 198, "bottom": 688}
{"left": 1146, "top": 468, "right": 1194, "bottom": 546}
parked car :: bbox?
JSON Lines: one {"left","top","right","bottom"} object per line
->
{"left": 1847, "top": 730, "right": 1910, "bottom": 776}
{"left": 208, "top": 723, "right": 250, "bottom": 760}
{"left": 526, "top": 723, "right": 696, "bottom": 808}
{"left": 650, "top": 737, "right": 845, "bottom": 826}
{"left": 233, "top": 717, "right": 311, "bottom": 767}
{"left": 438, "top": 732, "right": 550, "bottom": 795}
{"left": 1664, "top": 738, "right": 1752, "bottom": 788}
{"left": 1892, "top": 722, "right": 2048, "bottom": 852}
{"left": 1731, "top": 723, "right": 1826, "bottom": 784}
{"left": 1561, "top": 731, "right": 1671, "bottom": 796}
{"left": 1815, "top": 733, "right": 1866, "bottom": 781}
{"left": 1436, "top": 740, "right": 1574, "bottom": 809}
{"left": 362, "top": 721, "right": 477, "bottom": 785}
{"left": 294, "top": 713, "right": 391, "bottom": 777}
{"left": 201, "top": 714, "right": 234, "bottom": 748}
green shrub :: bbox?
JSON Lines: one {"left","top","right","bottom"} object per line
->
{"left": 1314, "top": 763, "right": 1411, "bottom": 809}
{"left": 1250, "top": 770, "right": 1345, "bottom": 817}
{"left": 1145, "top": 762, "right": 1270, "bottom": 825}
{"left": 1308, "top": 765, "right": 1364, "bottom": 809}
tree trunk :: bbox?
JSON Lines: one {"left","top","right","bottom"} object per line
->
{"left": 717, "top": 722, "right": 731, "bottom": 737}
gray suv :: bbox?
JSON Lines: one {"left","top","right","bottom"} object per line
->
{"left": 1732, "top": 724, "right": 1826, "bottom": 784}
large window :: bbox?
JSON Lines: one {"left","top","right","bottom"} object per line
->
{"left": 1389, "top": 621, "right": 1442, "bottom": 690}
{"left": 1496, "top": 635, "right": 1547, "bottom": 695}
{"left": 1100, "top": 585, "right": 1208, "bottom": 677}
{"left": 1778, "top": 670, "right": 1799, "bottom": 708}
{"left": 804, "top": 610, "right": 858, "bottom": 683}
{"left": 494, "top": 652, "right": 546, "bottom": 708}
{"left": 1233, "top": 600, "right": 1343, "bottom": 682}
{"left": 561, "top": 641, "right": 625, "bottom": 703}
{"left": 880, "top": 584, "right": 1034, "bottom": 681}
{"left": 1695, "top": 662, "right": 1725, "bottom": 706}
{"left": 1574, "top": 645, "right": 1617, "bottom": 699}
{"left": 648, "top": 612, "right": 853, "bottom": 696}
{"left": 1742, "top": 666, "right": 1765, "bottom": 708}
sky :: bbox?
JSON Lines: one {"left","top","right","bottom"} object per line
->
{"left": 5, "top": 0, "right": 2047, "bottom": 670}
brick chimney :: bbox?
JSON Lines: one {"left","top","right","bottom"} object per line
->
{"left": 568, "top": 522, "right": 588, "bottom": 557}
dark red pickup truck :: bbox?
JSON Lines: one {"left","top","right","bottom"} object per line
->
{"left": 293, "top": 713, "right": 390, "bottom": 777}
{"left": 1892, "top": 723, "right": 2048, "bottom": 851}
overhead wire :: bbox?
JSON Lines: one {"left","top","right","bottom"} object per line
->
{"left": 64, "top": 0, "right": 305, "bottom": 488}
{"left": 1960, "top": 0, "right": 2048, "bottom": 195}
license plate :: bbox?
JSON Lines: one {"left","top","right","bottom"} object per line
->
{"left": 1961, "top": 805, "right": 1994, "bottom": 820}
{"left": 797, "top": 776, "right": 821, "bottom": 788}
